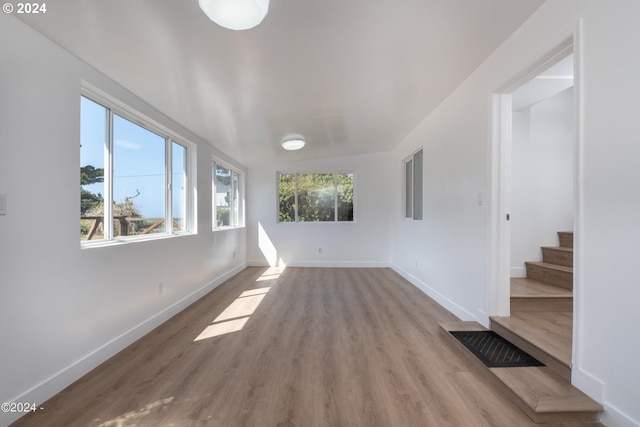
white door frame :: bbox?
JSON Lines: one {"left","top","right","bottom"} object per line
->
{"left": 487, "top": 33, "right": 581, "bottom": 326}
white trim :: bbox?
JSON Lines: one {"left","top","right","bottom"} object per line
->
{"left": 567, "top": 21, "right": 608, "bottom": 415}
{"left": 391, "top": 264, "right": 476, "bottom": 322}
{"left": 572, "top": 368, "right": 640, "bottom": 426}
{"left": 601, "top": 402, "right": 640, "bottom": 427}
{"left": 487, "top": 92, "right": 512, "bottom": 318}
{"left": 572, "top": 366, "right": 604, "bottom": 403}
{"left": 510, "top": 267, "right": 526, "bottom": 278}
{"left": 0, "top": 263, "right": 248, "bottom": 427}
{"left": 248, "top": 260, "right": 391, "bottom": 268}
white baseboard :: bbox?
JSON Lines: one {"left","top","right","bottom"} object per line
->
{"left": 391, "top": 264, "right": 476, "bottom": 322}
{"left": 510, "top": 266, "right": 526, "bottom": 278}
{"left": 572, "top": 366, "right": 604, "bottom": 403}
{"left": 247, "top": 259, "right": 391, "bottom": 268}
{"left": 573, "top": 367, "right": 640, "bottom": 427}
{"left": 0, "top": 262, "right": 247, "bottom": 427}
{"left": 602, "top": 402, "right": 640, "bottom": 427}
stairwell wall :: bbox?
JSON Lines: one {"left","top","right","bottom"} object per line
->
{"left": 511, "top": 87, "right": 574, "bottom": 276}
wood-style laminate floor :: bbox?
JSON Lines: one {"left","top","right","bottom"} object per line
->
{"left": 13, "top": 268, "right": 579, "bottom": 427}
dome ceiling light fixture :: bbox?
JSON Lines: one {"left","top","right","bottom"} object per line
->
{"left": 198, "top": 0, "right": 269, "bottom": 31}
{"left": 281, "top": 136, "right": 306, "bottom": 151}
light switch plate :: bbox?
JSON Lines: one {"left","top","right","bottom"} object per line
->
{"left": 0, "top": 194, "right": 6, "bottom": 215}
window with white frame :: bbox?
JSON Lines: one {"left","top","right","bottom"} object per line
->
{"left": 80, "top": 94, "right": 194, "bottom": 243}
{"left": 404, "top": 149, "right": 423, "bottom": 220}
{"left": 278, "top": 172, "right": 354, "bottom": 222}
{"left": 213, "top": 161, "right": 243, "bottom": 229}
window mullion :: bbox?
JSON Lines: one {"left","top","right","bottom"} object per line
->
{"left": 104, "top": 108, "right": 114, "bottom": 239}
{"left": 165, "top": 138, "right": 172, "bottom": 234}
{"left": 212, "top": 162, "right": 217, "bottom": 229}
{"left": 230, "top": 170, "right": 235, "bottom": 228}
{"left": 334, "top": 174, "right": 338, "bottom": 222}
{"left": 294, "top": 174, "right": 299, "bottom": 222}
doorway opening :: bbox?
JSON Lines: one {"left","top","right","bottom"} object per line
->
{"left": 488, "top": 35, "right": 582, "bottom": 379}
{"left": 489, "top": 37, "right": 578, "bottom": 319}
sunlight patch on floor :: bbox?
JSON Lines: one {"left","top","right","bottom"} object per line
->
{"left": 194, "top": 317, "right": 250, "bottom": 341}
{"left": 97, "top": 397, "right": 174, "bottom": 427}
{"left": 194, "top": 280, "right": 275, "bottom": 341}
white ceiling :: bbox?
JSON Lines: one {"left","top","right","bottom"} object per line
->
{"left": 18, "top": 0, "right": 544, "bottom": 166}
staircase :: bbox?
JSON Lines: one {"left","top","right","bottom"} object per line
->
{"left": 440, "top": 232, "right": 604, "bottom": 424}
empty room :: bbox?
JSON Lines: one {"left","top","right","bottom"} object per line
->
{"left": 1, "top": 1, "right": 639, "bottom": 426}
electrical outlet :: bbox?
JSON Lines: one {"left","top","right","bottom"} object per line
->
{"left": 0, "top": 194, "right": 6, "bottom": 215}
{"left": 318, "top": 248, "right": 323, "bottom": 254}
{"left": 158, "top": 282, "right": 164, "bottom": 295}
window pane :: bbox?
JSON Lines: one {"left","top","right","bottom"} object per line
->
{"left": 278, "top": 173, "right": 296, "bottom": 222}
{"left": 172, "top": 142, "right": 187, "bottom": 232}
{"left": 80, "top": 96, "right": 107, "bottom": 241}
{"left": 405, "top": 159, "right": 413, "bottom": 218}
{"left": 113, "top": 114, "right": 166, "bottom": 236}
{"left": 214, "top": 164, "right": 231, "bottom": 227}
{"left": 297, "top": 173, "right": 335, "bottom": 222}
{"left": 337, "top": 173, "right": 354, "bottom": 221}
{"left": 413, "top": 149, "right": 423, "bottom": 220}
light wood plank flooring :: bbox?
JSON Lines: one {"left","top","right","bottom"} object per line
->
{"left": 13, "top": 268, "right": 589, "bottom": 427}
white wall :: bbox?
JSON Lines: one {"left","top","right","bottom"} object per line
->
{"left": 511, "top": 87, "right": 574, "bottom": 276}
{"left": 391, "top": 1, "right": 640, "bottom": 425}
{"left": 247, "top": 152, "right": 393, "bottom": 267}
{"left": 0, "top": 15, "right": 247, "bottom": 426}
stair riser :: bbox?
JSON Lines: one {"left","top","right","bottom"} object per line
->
{"left": 558, "top": 232, "right": 573, "bottom": 248}
{"left": 511, "top": 297, "right": 573, "bottom": 312}
{"left": 526, "top": 264, "right": 573, "bottom": 290}
{"left": 542, "top": 248, "right": 573, "bottom": 267}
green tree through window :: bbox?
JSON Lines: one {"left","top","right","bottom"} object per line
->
{"left": 278, "top": 173, "right": 354, "bottom": 222}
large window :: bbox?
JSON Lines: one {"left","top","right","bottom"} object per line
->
{"left": 80, "top": 94, "right": 194, "bottom": 243}
{"left": 213, "top": 161, "right": 243, "bottom": 229}
{"left": 278, "top": 173, "right": 354, "bottom": 222}
{"left": 404, "top": 149, "right": 423, "bottom": 220}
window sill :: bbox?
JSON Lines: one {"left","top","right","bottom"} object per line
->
{"left": 212, "top": 226, "right": 245, "bottom": 232}
{"left": 80, "top": 232, "right": 193, "bottom": 249}
{"left": 277, "top": 221, "right": 356, "bottom": 225}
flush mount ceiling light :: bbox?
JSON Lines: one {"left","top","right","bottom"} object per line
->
{"left": 281, "top": 137, "right": 306, "bottom": 151}
{"left": 198, "top": 0, "right": 269, "bottom": 31}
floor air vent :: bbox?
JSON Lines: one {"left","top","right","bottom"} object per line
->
{"left": 450, "top": 330, "right": 544, "bottom": 368}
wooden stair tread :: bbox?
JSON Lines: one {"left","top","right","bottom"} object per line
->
{"left": 540, "top": 246, "right": 573, "bottom": 253}
{"left": 511, "top": 278, "right": 572, "bottom": 298}
{"left": 439, "top": 322, "right": 602, "bottom": 424}
{"left": 491, "top": 312, "right": 572, "bottom": 368}
{"left": 525, "top": 261, "right": 573, "bottom": 273}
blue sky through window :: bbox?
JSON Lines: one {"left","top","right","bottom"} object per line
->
{"left": 81, "top": 96, "right": 175, "bottom": 219}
